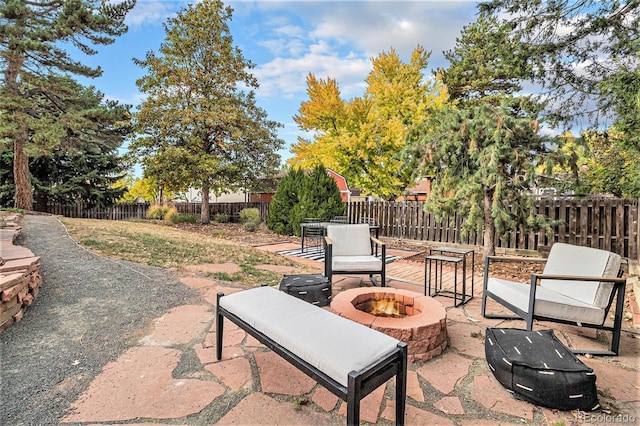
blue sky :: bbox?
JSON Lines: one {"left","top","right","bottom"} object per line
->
{"left": 78, "top": 1, "right": 481, "bottom": 169}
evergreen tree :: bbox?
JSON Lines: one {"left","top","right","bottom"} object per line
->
{"left": 404, "top": 13, "right": 554, "bottom": 257}
{"left": 267, "top": 168, "right": 305, "bottom": 235}
{"left": 31, "top": 144, "right": 126, "bottom": 209}
{"left": 0, "top": 149, "right": 14, "bottom": 206}
{"left": 131, "top": 0, "right": 283, "bottom": 224}
{"left": 0, "top": 0, "right": 135, "bottom": 210}
{"left": 479, "top": 0, "right": 640, "bottom": 132}
{"left": 293, "top": 165, "right": 344, "bottom": 235}
{"left": 0, "top": 82, "right": 130, "bottom": 208}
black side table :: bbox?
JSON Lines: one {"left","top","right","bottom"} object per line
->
{"left": 424, "top": 246, "right": 474, "bottom": 307}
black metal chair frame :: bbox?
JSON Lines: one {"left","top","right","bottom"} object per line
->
{"left": 481, "top": 255, "right": 627, "bottom": 356}
{"left": 324, "top": 235, "right": 387, "bottom": 287}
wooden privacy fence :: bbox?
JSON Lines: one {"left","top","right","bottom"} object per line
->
{"left": 347, "top": 197, "right": 639, "bottom": 260}
{"left": 43, "top": 202, "right": 150, "bottom": 220}
{"left": 39, "top": 202, "right": 270, "bottom": 222}
{"left": 40, "top": 197, "right": 639, "bottom": 260}
{"left": 172, "top": 202, "right": 269, "bottom": 221}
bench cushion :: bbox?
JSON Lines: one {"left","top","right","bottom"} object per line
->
{"left": 218, "top": 286, "right": 401, "bottom": 387}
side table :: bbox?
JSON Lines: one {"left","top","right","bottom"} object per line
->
{"left": 424, "top": 246, "right": 474, "bottom": 307}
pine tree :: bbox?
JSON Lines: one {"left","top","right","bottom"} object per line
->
{"left": 479, "top": 0, "right": 639, "bottom": 132}
{"left": 31, "top": 144, "right": 126, "bottom": 209}
{"left": 294, "top": 165, "right": 344, "bottom": 235}
{"left": 267, "top": 168, "right": 305, "bottom": 235}
{"left": 131, "top": 0, "right": 283, "bottom": 224}
{"left": 0, "top": 0, "right": 135, "bottom": 210}
{"left": 0, "top": 82, "right": 130, "bottom": 208}
{"left": 404, "top": 13, "right": 554, "bottom": 257}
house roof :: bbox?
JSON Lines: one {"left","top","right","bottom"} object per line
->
{"left": 405, "top": 178, "right": 430, "bottom": 194}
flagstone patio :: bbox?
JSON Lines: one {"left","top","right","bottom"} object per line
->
{"left": 61, "top": 241, "right": 640, "bottom": 425}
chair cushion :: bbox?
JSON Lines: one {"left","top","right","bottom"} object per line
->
{"left": 542, "top": 243, "right": 622, "bottom": 308}
{"left": 218, "top": 286, "right": 401, "bottom": 387}
{"left": 487, "top": 277, "right": 607, "bottom": 325}
{"left": 332, "top": 255, "right": 382, "bottom": 272}
{"left": 327, "top": 224, "right": 371, "bottom": 256}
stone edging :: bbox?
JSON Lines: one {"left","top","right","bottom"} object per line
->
{"left": 0, "top": 213, "right": 42, "bottom": 332}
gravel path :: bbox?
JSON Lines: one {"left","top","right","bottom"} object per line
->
{"left": 1, "top": 214, "right": 201, "bottom": 425}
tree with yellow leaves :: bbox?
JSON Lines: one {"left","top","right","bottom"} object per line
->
{"left": 290, "top": 46, "right": 448, "bottom": 199}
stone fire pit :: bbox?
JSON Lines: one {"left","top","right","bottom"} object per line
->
{"left": 330, "top": 287, "right": 447, "bottom": 362}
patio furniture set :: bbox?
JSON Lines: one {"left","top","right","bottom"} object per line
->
{"left": 216, "top": 220, "right": 627, "bottom": 424}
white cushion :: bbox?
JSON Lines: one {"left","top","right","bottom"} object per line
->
{"left": 332, "top": 255, "right": 382, "bottom": 272}
{"left": 542, "top": 243, "right": 622, "bottom": 308}
{"left": 326, "top": 224, "right": 371, "bottom": 256}
{"left": 487, "top": 277, "right": 607, "bottom": 325}
{"left": 218, "top": 286, "right": 401, "bottom": 387}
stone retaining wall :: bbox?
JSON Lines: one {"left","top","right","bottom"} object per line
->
{"left": 0, "top": 213, "right": 42, "bottom": 332}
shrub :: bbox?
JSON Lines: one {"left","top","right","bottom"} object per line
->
{"left": 240, "top": 207, "right": 260, "bottom": 232}
{"left": 244, "top": 221, "right": 258, "bottom": 232}
{"left": 214, "top": 213, "right": 230, "bottom": 223}
{"left": 163, "top": 206, "right": 179, "bottom": 221}
{"left": 239, "top": 208, "right": 260, "bottom": 224}
{"left": 146, "top": 204, "right": 169, "bottom": 220}
{"left": 170, "top": 213, "right": 198, "bottom": 224}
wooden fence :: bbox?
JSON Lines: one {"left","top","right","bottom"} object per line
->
{"left": 39, "top": 201, "right": 270, "bottom": 222}
{"left": 39, "top": 197, "right": 639, "bottom": 260}
{"left": 348, "top": 197, "right": 639, "bottom": 260}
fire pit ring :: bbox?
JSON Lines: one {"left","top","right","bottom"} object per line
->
{"left": 330, "top": 287, "right": 447, "bottom": 362}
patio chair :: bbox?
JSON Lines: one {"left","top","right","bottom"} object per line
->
{"left": 481, "top": 242, "right": 626, "bottom": 356}
{"left": 324, "top": 224, "right": 386, "bottom": 286}
{"left": 301, "top": 218, "right": 324, "bottom": 254}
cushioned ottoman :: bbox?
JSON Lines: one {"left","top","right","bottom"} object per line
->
{"left": 279, "top": 273, "right": 332, "bottom": 306}
{"left": 485, "top": 328, "right": 599, "bottom": 411}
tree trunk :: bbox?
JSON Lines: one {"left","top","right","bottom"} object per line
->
{"left": 13, "top": 127, "right": 33, "bottom": 210}
{"left": 6, "top": 50, "right": 32, "bottom": 210}
{"left": 482, "top": 186, "right": 496, "bottom": 259}
{"left": 201, "top": 182, "right": 210, "bottom": 224}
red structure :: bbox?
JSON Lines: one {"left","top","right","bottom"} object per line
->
{"left": 249, "top": 168, "right": 352, "bottom": 203}
{"left": 326, "top": 168, "right": 351, "bottom": 202}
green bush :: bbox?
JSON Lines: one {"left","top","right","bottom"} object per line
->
{"left": 170, "top": 213, "right": 198, "bottom": 224}
{"left": 266, "top": 165, "right": 344, "bottom": 236}
{"left": 267, "top": 168, "right": 305, "bottom": 235}
{"left": 239, "top": 208, "right": 260, "bottom": 224}
{"left": 240, "top": 208, "right": 260, "bottom": 232}
{"left": 294, "top": 164, "right": 344, "bottom": 235}
{"left": 243, "top": 221, "right": 258, "bottom": 232}
{"left": 214, "top": 213, "right": 230, "bottom": 223}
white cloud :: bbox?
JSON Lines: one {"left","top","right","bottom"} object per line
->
{"left": 125, "top": 0, "right": 183, "bottom": 27}
{"left": 251, "top": 2, "right": 479, "bottom": 101}
{"left": 254, "top": 48, "right": 371, "bottom": 99}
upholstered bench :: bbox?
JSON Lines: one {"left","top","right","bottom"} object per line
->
{"left": 216, "top": 286, "right": 407, "bottom": 425}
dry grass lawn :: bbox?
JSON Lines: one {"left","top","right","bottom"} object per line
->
{"left": 60, "top": 218, "right": 312, "bottom": 287}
